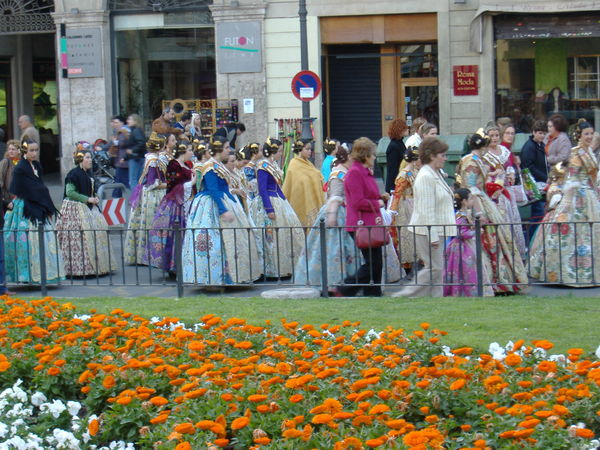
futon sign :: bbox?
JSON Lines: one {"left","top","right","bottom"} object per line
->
{"left": 453, "top": 65, "right": 478, "bottom": 96}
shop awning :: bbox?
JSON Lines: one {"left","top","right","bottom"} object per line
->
{"left": 469, "top": 0, "right": 600, "bottom": 52}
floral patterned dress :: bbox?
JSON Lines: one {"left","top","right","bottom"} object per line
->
{"left": 456, "top": 153, "right": 528, "bottom": 293}
{"left": 144, "top": 159, "right": 192, "bottom": 272}
{"left": 529, "top": 146, "right": 600, "bottom": 286}
{"left": 124, "top": 152, "right": 167, "bottom": 265}
{"left": 390, "top": 166, "right": 418, "bottom": 265}
{"left": 482, "top": 147, "right": 526, "bottom": 258}
{"left": 182, "top": 158, "right": 261, "bottom": 285}
{"left": 443, "top": 212, "right": 494, "bottom": 297}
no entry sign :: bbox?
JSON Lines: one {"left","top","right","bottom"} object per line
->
{"left": 291, "top": 70, "right": 322, "bottom": 102}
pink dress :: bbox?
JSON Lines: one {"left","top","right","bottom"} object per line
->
{"left": 443, "top": 212, "right": 494, "bottom": 297}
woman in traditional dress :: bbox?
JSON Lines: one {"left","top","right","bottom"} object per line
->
{"left": 529, "top": 120, "right": 600, "bottom": 286}
{"left": 482, "top": 125, "right": 526, "bottom": 258}
{"left": 249, "top": 138, "right": 304, "bottom": 278}
{"left": 4, "top": 140, "right": 64, "bottom": 283}
{"left": 144, "top": 142, "right": 195, "bottom": 272}
{"left": 282, "top": 140, "right": 325, "bottom": 227}
{"left": 56, "top": 150, "right": 116, "bottom": 276}
{"left": 320, "top": 138, "right": 338, "bottom": 182}
{"left": 443, "top": 188, "right": 494, "bottom": 297}
{"left": 124, "top": 133, "right": 167, "bottom": 265}
{"left": 528, "top": 162, "right": 567, "bottom": 274}
{"left": 182, "top": 139, "right": 261, "bottom": 285}
{"left": 455, "top": 132, "right": 528, "bottom": 294}
{"left": 389, "top": 147, "right": 421, "bottom": 271}
{"left": 0, "top": 140, "right": 19, "bottom": 205}
{"left": 294, "top": 147, "right": 359, "bottom": 287}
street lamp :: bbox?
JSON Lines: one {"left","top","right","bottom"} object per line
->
{"left": 298, "top": 0, "right": 313, "bottom": 142}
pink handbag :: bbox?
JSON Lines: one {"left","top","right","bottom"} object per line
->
{"left": 355, "top": 203, "right": 389, "bottom": 249}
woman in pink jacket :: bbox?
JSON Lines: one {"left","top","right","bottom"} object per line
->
{"left": 337, "top": 137, "right": 388, "bottom": 297}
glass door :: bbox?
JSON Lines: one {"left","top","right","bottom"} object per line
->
{"left": 401, "top": 81, "right": 439, "bottom": 128}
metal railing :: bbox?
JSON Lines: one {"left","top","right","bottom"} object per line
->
{"left": 2, "top": 217, "right": 599, "bottom": 297}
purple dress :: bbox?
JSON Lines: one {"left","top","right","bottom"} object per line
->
{"left": 145, "top": 160, "right": 192, "bottom": 272}
{"left": 443, "top": 212, "right": 493, "bottom": 297}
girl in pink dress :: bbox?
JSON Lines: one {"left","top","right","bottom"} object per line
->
{"left": 443, "top": 188, "right": 494, "bottom": 297}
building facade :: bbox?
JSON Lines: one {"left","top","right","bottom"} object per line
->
{"left": 0, "top": 0, "right": 599, "bottom": 176}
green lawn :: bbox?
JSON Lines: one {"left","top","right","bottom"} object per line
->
{"left": 56, "top": 295, "right": 600, "bottom": 355}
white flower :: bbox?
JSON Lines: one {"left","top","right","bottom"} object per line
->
{"left": 2, "top": 435, "right": 27, "bottom": 450}
{"left": 596, "top": 344, "right": 600, "bottom": 360}
{"left": 67, "top": 401, "right": 81, "bottom": 417}
{"left": 441, "top": 346, "right": 453, "bottom": 357}
{"left": 73, "top": 314, "right": 91, "bottom": 321}
{"left": 48, "top": 428, "right": 80, "bottom": 449}
{"left": 533, "top": 347, "right": 547, "bottom": 359}
{"left": 0, "top": 421, "right": 8, "bottom": 438}
{"left": 40, "top": 399, "right": 67, "bottom": 419}
{"left": 549, "top": 354, "right": 567, "bottom": 365}
{"left": 30, "top": 392, "right": 47, "bottom": 407}
{"left": 488, "top": 342, "right": 506, "bottom": 360}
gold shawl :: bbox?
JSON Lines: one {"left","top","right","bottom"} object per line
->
{"left": 282, "top": 156, "right": 325, "bottom": 227}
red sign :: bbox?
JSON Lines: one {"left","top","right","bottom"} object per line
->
{"left": 453, "top": 65, "right": 478, "bottom": 96}
{"left": 291, "top": 70, "right": 322, "bottom": 102}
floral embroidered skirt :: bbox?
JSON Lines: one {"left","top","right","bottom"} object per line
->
{"left": 125, "top": 188, "right": 164, "bottom": 265}
{"left": 182, "top": 194, "right": 262, "bottom": 285}
{"left": 56, "top": 200, "right": 117, "bottom": 276}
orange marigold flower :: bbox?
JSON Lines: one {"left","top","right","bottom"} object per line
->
{"left": 505, "top": 353, "right": 522, "bottom": 366}
{"left": 425, "top": 415, "right": 439, "bottom": 424}
{"left": 575, "top": 428, "right": 594, "bottom": 439}
{"left": 213, "top": 438, "right": 229, "bottom": 447}
{"left": 450, "top": 379, "right": 466, "bottom": 391}
{"left": 231, "top": 417, "right": 250, "bottom": 430}
{"left": 519, "top": 418, "right": 540, "bottom": 429}
{"left": 474, "top": 439, "right": 487, "bottom": 448}
{"left": 369, "top": 404, "right": 391, "bottom": 415}
{"left": 150, "top": 414, "right": 169, "bottom": 425}
{"left": 552, "top": 404, "right": 570, "bottom": 416}
{"left": 365, "top": 437, "right": 386, "bottom": 447}
{"left": 150, "top": 396, "right": 168, "bottom": 407}
{"left": 537, "top": 361, "right": 557, "bottom": 373}
{"left": 247, "top": 394, "right": 267, "bottom": 403}
{"left": 175, "top": 443, "right": 192, "bottom": 450}
{"left": 174, "top": 422, "right": 196, "bottom": 435}
{"left": 102, "top": 375, "right": 116, "bottom": 390}
{"left": 282, "top": 428, "right": 303, "bottom": 438}
{"left": 47, "top": 367, "right": 61, "bottom": 376}
{"left": 312, "top": 414, "right": 334, "bottom": 425}
{"left": 289, "top": 394, "right": 304, "bottom": 403}
{"left": 254, "top": 437, "right": 271, "bottom": 445}
{"left": 88, "top": 419, "right": 99, "bottom": 436}
{"left": 532, "top": 339, "right": 554, "bottom": 350}
{"left": 420, "top": 322, "right": 430, "bottom": 330}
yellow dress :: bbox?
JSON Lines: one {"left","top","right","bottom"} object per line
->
{"left": 282, "top": 156, "right": 325, "bottom": 227}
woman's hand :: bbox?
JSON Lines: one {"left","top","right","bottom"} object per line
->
{"left": 221, "top": 211, "right": 234, "bottom": 222}
{"left": 88, "top": 197, "right": 99, "bottom": 205}
{"left": 380, "top": 192, "right": 390, "bottom": 203}
{"left": 326, "top": 212, "right": 337, "bottom": 227}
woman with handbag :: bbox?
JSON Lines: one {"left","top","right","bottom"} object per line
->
{"left": 393, "top": 137, "right": 456, "bottom": 298}
{"left": 337, "top": 137, "right": 389, "bottom": 297}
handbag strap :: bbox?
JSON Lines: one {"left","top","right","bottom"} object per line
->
{"left": 357, "top": 198, "right": 381, "bottom": 225}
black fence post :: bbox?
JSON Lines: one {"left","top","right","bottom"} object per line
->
{"left": 474, "top": 215, "right": 483, "bottom": 297}
{"left": 174, "top": 218, "right": 184, "bottom": 298}
{"left": 37, "top": 222, "right": 48, "bottom": 297}
{"left": 319, "top": 218, "right": 329, "bottom": 298}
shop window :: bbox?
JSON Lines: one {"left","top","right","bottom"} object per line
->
{"left": 569, "top": 56, "right": 599, "bottom": 100}
{"left": 399, "top": 44, "right": 437, "bottom": 78}
{"left": 495, "top": 35, "right": 600, "bottom": 130}
{"left": 115, "top": 27, "right": 216, "bottom": 126}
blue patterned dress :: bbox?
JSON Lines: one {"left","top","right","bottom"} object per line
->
{"left": 182, "top": 158, "right": 261, "bottom": 285}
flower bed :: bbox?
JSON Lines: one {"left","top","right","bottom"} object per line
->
{"left": 1, "top": 296, "right": 600, "bottom": 449}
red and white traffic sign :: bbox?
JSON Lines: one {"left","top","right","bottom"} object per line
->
{"left": 291, "top": 70, "right": 322, "bottom": 102}
{"left": 102, "top": 198, "right": 127, "bottom": 226}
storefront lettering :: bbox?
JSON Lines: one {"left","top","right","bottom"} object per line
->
{"left": 453, "top": 65, "right": 478, "bottom": 96}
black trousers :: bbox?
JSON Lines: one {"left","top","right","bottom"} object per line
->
{"left": 339, "top": 232, "right": 383, "bottom": 296}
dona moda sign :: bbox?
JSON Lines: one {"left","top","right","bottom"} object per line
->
{"left": 216, "top": 21, "right": 262, "bottom": 73}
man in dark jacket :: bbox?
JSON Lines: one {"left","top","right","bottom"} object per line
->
{"left": 520, "top": 120, "right": 549, "bottom": 241}
{"left": 214, "top": 122, "right": 245, "bottom": 149}
{"left": 125, "top": 114, "right": 146, "bottom": 189}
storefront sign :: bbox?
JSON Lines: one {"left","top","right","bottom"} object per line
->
{"left": 216, "top": 21, "right": 262, "bottom": 73}
{"left": 65, "top": 28, "right": 103, "bottom": 78}
{"left": 453, "top": 65, "right": 479, "bottom": 96}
